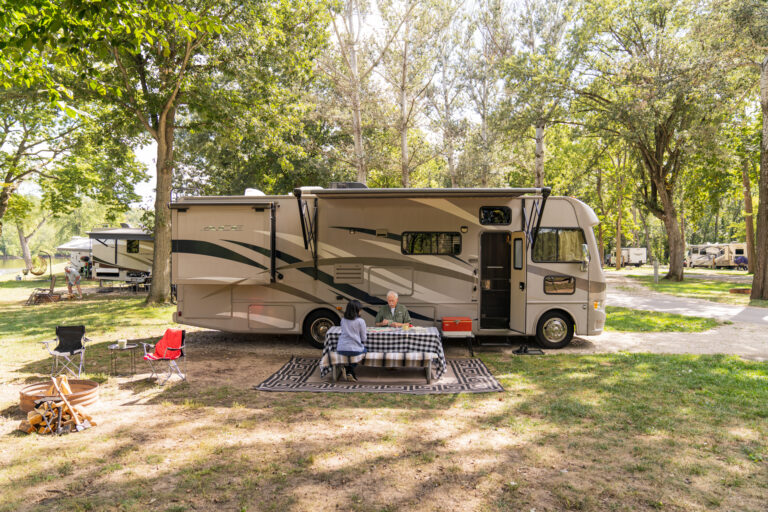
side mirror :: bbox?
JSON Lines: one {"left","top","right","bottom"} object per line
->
{"left": 580, "top": 243, "right": 590, "bottom": 272}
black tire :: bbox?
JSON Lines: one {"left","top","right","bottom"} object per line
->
{"left": 535, "top": 311, "right": 574, "bottom": 349}
{"left": 302, "top": 309, "right": 340, "bottom": 349}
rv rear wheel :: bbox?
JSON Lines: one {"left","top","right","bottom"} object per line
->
{"left": 303, "top": 310, "right": 340, "bottom": 349}
{"left": 536, "top": 311, "right": 574, "bottom": 349}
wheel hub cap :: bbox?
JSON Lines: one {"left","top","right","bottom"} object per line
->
{"left": 313, "top": 320, "right": 331, "bottom": 341}
{"left": 542, "top": 318, "right": 567, "bottom": 343}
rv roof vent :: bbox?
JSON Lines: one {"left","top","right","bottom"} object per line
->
{"left": 330, "top": 182, "right": 368, "bottom": 189}
{"left": 120, "top": 223, "right": 131, "bottom": 228}
{"left": 244, "top": 188, "right": 266, "bottom": 196}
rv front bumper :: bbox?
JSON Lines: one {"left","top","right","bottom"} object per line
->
{"left": 589, "top": 304, "right": 606, "bottom": 336}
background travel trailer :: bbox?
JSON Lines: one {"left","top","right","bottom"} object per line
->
{"left": 607, "top": 247, "right": 647, "bottom": 267}
{"left": 55, "top": 237, "right": 92, "bottom": 278}
{"left": 170, "top": 186, "right": 606, "bottom": 349}
{"left": 88, "top": 227, "right": 153, "bottom": 284}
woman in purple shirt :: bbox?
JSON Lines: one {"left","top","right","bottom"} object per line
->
{"left": 337, "top": 300, "right": 367, "bottom": 381}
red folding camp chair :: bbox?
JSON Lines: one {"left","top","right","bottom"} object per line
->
{"left": 141, "top": 329, "right": 187, "bottom": 385}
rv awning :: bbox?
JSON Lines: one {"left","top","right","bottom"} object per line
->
{"left": 56, "top": 237, "right": 92, "bottom": 252}
{"left": 88, "top": 228, "right": 153, "bottom": 241}
{"left": 310, "top": 187, "right": 546, "bottom": 199}
{"left": 170, "top": 199, "right": 274, "bottom": 209}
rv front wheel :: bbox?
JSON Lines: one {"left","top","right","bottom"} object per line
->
{"left": 303, "top": 310, "right": 340, "bottom": 349}
{"left": 536, "top": 311, "right": 574, "bottom": 349}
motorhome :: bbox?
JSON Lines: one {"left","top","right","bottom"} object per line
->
{"left": 686, "top": 244, "right": 721, "bottom": 268}
{"left": 56, "top": 236, "right": 92, "bottom": 278}
{"left": 170, "top": 186, "right": 606, "bottom": 349}
{"left": 88, "top": 227, "right": 153, "bottom": 284}
{"left": 685, "top": 243, "right": 747, "bottom": 269}
{"left": 607, "top": 247, "right": 647, "bottom": 267}
{"left": 714, "top": 243, "right": 748, "bottom": 270}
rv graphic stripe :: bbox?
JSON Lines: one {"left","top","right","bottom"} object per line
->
{"left": 224, "top": 240, "right": 435, "bottom": 321}
{"left": 224, "top": 240, "right": 301, "bottom": 264}
{"left": 172, "top": 240, "right": 268, "bottom": 270}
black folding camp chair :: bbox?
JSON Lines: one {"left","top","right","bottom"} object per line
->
{"left": 40, "top": 326, "right": 90, "bottom": 378}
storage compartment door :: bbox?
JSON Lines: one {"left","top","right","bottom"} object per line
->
{"left": 173, "top": 205, "right": 272, "bottom": 284}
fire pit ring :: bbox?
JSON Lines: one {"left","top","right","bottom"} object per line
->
{"left": 19, "top": 379, "right": 99, "bottom": 412}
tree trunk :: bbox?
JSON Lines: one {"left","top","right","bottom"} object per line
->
{"left": 742, "top": 159, "right": 756, "bottom": 274}
{"left": 534, "top": 121, "right": 545, "bottom": 187}
{"left": 147, "top": 107, "right": 175, "bottom": 304}
{"left": 17, "top": 224, "right": 32, "bottom": 270}
{"left": 641, "top": 213, "right": 652, "bottom": 262}
{"left": 345, "top": 3, "right": 366, "bottom": 185}
{"left": 596, "top": 167, "right": 605, "bottom": 263}
{"left": 399, "top": 21, "right": 410, "bottom": 188}
{"left": 657, "top": 189, "right": 685, "bottom": 281}
{"left": 0, "top": 180, "right": 16, "bottom": 236}
{"left": 615, "top": 193, "right": 622, "bottom": 271}
{"left": 753, "top": 56, "right": 768, "bottom": 300}
{"left": 352, "top": 90, "right": 366, "bottom": 184}
{"left": 679, "top": 203, "right": 686, "bottom": 263}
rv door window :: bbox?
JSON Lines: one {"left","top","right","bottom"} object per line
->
{"left": 401, "top": 232, "right": 461, "bottom": 255}
{"left": 532, "top": 228, "right": 586, "bottom": 263}
{"left": 479, "top": 206, "right": 511, "bottom": 225}
{"left": 513, "top": 238, "right": 523, "bottom": 270}
{"left": 126, "top": 240, "right": 140, "bottom": 253}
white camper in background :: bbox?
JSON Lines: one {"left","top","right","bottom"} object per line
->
{"left": 686, "top": 243, "right": 727, "bottom": 268}
{"left": 713, "top": 243, "right": 748, "bottom": 270}
{"left": 88, "top": 227, "right": 153, "bottom": 284}
{"left": 608, "top": 247, "right": 647, "bottom": 267}
{"left": 56, "top": 237, "right": 92, "bottom": 271}
{"left": 170, "top": 185, "right": 607, "bottom": 349}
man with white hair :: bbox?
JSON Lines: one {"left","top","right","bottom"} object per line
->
{"left": 374, "top": 290, "right": 411, "bottom": 327}
{"left": 64, "top": 263, "right": 83, "bottom": 299}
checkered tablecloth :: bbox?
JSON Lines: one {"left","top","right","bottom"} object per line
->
{"left": 319, "top": 326, "right": 446, "bottom": 379}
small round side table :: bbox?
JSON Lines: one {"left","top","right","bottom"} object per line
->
{"left": 108, "top": 343, "right": 139, "bottom": 376}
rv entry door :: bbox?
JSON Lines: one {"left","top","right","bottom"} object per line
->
{"left": 509, "top": 231, "right": 526, "bottom": 333}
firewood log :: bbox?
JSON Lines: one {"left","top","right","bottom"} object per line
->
{"left": 27, "top": 412, "right": 43, "bottom": 426}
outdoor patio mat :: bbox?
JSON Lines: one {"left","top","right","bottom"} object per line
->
{"left": 253, "top": 356, "right": 504, "bottom": 394}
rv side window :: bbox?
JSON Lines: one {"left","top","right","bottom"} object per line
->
{"left": 401, "top": 232, "right": 461, "bottom": 255}
{"left": 735, "top": 248, "right": 744, "bottom": 255}
{"left": 532, "top": 228, "right": 586, "bottom": 263}
{"left": 479, "top": 206, "right": 511, "bottom": 225}
{"left": 544, "top": 275, "right": 575, "bottom": 294}
{"left": 127, "top": 240, "right": 140, "bottom": 254}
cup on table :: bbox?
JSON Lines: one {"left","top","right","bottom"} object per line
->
{"left": 118, "top": 339, "right": 127, "bottom": 349}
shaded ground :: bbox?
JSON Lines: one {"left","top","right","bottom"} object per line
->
{"left": 1, "top": 277, "right": 767, "bottom": 511}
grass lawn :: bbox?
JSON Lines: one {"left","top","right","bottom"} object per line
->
{"left": 1, "top": 283, "right": 766, "bottom": 511}
{"left": 605, "top": 307, "right": 721, "bottom": 332}
{"left": 627, "top": 275, "right": 768, "bottom": 308}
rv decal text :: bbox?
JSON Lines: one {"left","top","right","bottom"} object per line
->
{"left": 203, "top": 225, "right": 243, "bottom": 231}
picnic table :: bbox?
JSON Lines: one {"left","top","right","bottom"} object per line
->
{"left": 319, "top": 326, "right": 447, "bottom": 382}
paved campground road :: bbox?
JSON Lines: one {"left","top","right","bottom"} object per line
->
{"left": 604, "top": 275, "right": 768, "bottom": 326}
{"left": 554, "top": 272, "right": 768, "bottom": 361}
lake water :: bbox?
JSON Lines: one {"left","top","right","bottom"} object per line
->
{"left": 0, "top": 257, "right": 69, "bottom": 275}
